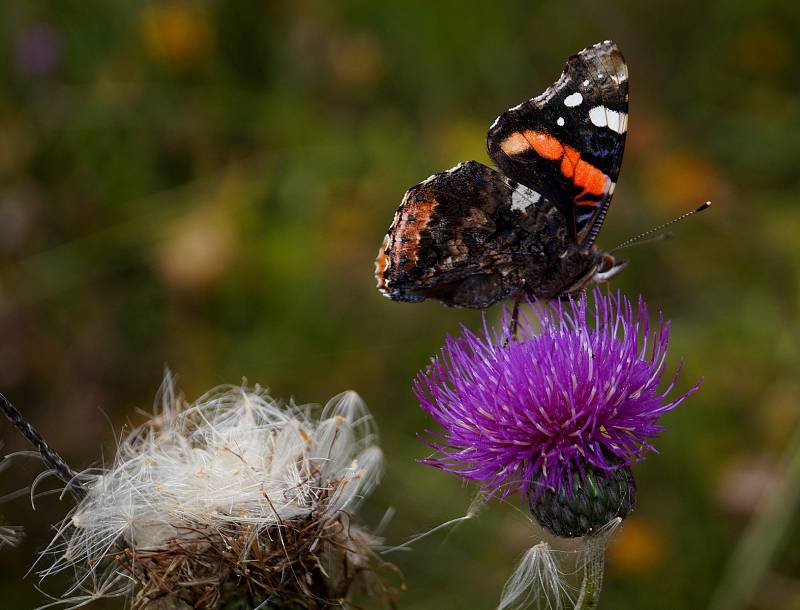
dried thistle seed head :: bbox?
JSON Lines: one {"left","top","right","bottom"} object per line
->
{"left": 528, "top": 465, "right": 637, "bottom": 538}
{"left": 36, "top": 375, "right": 398, "bottom": 609}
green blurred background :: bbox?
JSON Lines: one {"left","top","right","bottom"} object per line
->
{"left": 1, "top": 1, "right": 799, "bottom": 608}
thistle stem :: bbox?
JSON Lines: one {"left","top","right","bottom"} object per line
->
{"left": 574, "top": 555, "right": 603, "bottom": 610}
{"left": 0, "top": 392, "right": 86, "bottom": 498}
{"left": 572, "top": 518, "right": 625, "bottom": 610}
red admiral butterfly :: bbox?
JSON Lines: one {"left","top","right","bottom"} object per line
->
{"left": 375, "top": 41, "right": 630, "bottom": 308}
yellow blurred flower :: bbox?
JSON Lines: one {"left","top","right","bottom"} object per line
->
{"left": 156, "top": 201, "right": 236, "bottom": 290}
{"left": 327, "top": 31, "right": 384, "bottom": 90}
{"left": 607, "top": 517, "right": 666, "bottom": 574}
{"left": 140, "top": 3, "right": 212, "bottom": 66}
{"left": 641, "top": 148, "right": 730, "bottom": 214}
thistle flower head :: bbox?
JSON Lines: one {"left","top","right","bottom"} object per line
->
{"left": 39, "top": 375, "right": 392, "bottom": 609}
{"left": 415, "top": 289, "right": 700, "bottom": 502}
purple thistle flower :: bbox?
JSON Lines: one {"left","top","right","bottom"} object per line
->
{"left": 414, "top": 289, "right": 700, "bottom": 502}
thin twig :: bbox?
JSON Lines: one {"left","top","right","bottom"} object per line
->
{"left": 0, "top": 392, "right": 86, "bottom": 499}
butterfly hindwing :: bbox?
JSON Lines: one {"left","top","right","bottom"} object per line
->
{"left": 486, "top": 41, "right": 628, "bottom": 248}
{"left": 375, "top": 161, "right": 572, "bottom": 308}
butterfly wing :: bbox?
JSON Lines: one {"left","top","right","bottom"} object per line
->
{"left": 375, "top": 161, "right": 572, "bottom": 308}
{"left": 487, "top": 40, "right": 628, "bottom": 249}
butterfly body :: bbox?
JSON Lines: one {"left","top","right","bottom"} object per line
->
{"left": 376, "top": 41, "right": 629, "bottom": 308}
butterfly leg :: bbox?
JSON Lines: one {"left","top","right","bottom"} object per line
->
{"left": 505, "top": 290, "right": 526, "bottom": 345}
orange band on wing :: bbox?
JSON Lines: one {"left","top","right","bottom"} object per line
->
{"left": 525, "top": 131, "right": 564, "bottom": 160}
{"left": 572, "top": 159, "right": 609, "bottom": 200}
{"left": 561, "top": 148, "right": 581, "bottom": 175}
{"left": 499, "top": 129, "right": 611, "bottom": 205}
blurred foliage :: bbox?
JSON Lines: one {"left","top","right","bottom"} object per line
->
{"left": 0, "top": 1, "right": 799, "bottom": 608}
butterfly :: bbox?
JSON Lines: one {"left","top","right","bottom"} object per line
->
{"left": 375, "top": 40, "right": 629, "bottom": 308}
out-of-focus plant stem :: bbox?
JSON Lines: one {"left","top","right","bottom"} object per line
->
{"left": 708, "top": 417, "right": 800, "bottom": 610}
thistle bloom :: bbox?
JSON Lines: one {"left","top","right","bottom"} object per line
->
{"left": 415, "top": 289, "right": 700, "bottom": 509}
{"left": 36, "top": 375, "right": 391, "bottom": 609}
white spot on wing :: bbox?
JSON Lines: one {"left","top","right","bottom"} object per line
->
{"left": 510, "top": 184, "right": 542, "bottom": 213}
{"left": 610, "top": 111, "right": 628, "bottom": 133}
{"left": 582, "top": 79, "right": 590, "bottom": 87}
{"left": 588, "top": 106, "right": 627, "bottom": 134}
{"left": 588, "top": 107, "right": 607, "bottom": 127}
{"left": 556, "top": 117, "right": 565, "bottom": 127}
{"left": 564, "top": 92, "right": 583, "bottom": 107}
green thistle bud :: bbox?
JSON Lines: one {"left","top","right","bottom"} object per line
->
{"left": 528, "top": 465, "right": 637, "bottom": 538}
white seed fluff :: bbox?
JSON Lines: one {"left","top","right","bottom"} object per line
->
{"left": 497, "top": 518, "right": 622, "bottom": 610}
{"left": 37, "top": 374, "right": 384, "bottom": 608}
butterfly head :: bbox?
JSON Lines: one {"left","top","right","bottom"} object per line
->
{"left": 560, "top": 249, "right": 627, "bottom": 296}
{"left": 593, "top": 252, "right": 628, "bottom": 283}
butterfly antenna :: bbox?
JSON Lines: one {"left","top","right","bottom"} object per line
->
{"left": 610, "top": 201, "right": 710, "bottom": 254}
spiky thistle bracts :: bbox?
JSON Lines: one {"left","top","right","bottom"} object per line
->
{"left": 414, "top": 289, "right": 701, "bottom": 502}
{"left": 38, "top": 376, "right": 395, "bottom": 609}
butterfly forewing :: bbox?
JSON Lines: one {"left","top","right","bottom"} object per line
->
{"left": 486, "top": 41, "right": 628, "bottom": 248}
